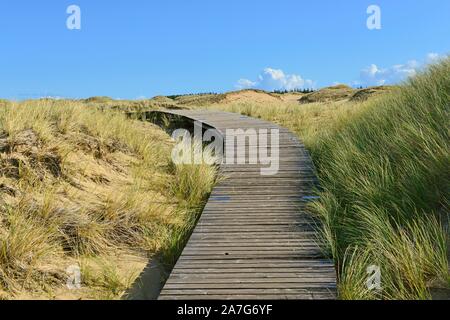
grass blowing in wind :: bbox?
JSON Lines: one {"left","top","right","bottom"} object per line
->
{"left": 311, "top": 58, "right": 449, "bottom": 299}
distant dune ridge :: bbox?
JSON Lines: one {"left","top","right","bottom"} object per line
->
{"left": 144, "top": 85, "right": 396, "bottom": 109}
{"left": 76, "top": 85, "right": 394, "bottom": 111}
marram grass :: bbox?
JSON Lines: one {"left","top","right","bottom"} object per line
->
{"left": 0, "top": 100, "right": 216, "bottom": 299}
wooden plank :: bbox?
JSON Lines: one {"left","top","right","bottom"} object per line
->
{"left": 162, "top": 283, "right": 336, "bottom": 289}
{"left": 171, "top": 269, "right": 335, "bottom": 275}
{"left": 166, "top": 277, "right": 337, "bottom": 284}
{"left": 191, "top": 234, "right": 317, "bottom": 242}
{"left": 176, "top": 254, "right": 324, "bottom": 260}
{"left": 174, "top": 260, "right": 335, "bottom": 268}
{"left": 159, "top": 294, "right": 334, "bottom": 300}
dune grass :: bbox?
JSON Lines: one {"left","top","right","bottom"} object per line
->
{"left": 0, "top": 100, "right": 216, "bottom": 299}
{"left": 204, "top": 58, "right": 450, "bottom": 299}
{"left": 0, "top": 59, "right": 447, "bottom": 300}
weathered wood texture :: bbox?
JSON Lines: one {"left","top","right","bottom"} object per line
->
{"left": 143, "top": 110, "right": 337, "bottom": 300}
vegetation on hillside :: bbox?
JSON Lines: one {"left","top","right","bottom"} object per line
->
{"left": 0, "top": 100, "right": 216, "bottom": 299}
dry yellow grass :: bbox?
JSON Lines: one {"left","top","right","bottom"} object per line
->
{"left": 0, "top": 99, "right": 216, "bottom": 300}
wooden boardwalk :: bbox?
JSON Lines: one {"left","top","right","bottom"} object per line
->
{"left": 148, "top": 110, "right": 336, "bottom": 300}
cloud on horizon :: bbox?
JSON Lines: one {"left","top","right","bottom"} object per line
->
{"left": 236, "top": 68, "right": 316, "bottom": 91}
{"left": 354, "top": 52, "right": 445, "bottom": 87}
{"left": 236, "top": 53, "right": 446, "bottom": 91}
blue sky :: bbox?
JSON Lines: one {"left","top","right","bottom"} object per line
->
{"left": 1, "top": 0, "right": 449, "bottom": 99}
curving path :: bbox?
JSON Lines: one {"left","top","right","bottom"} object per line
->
{"left": 144, "top": 109, "right": 337, "bottom": 300}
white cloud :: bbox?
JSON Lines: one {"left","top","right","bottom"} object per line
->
{"left": 236, "top": 68, "right": 316, "bottom": 91}
{"left": 357, "top": 61, "right": 418, "bottom": 86}
{"left": 236, "top": 79, "right": 257, "bottom": 89}
{"left": 355, "top": 52, "right": 445, "bottom": 87}
{"left": 426, "top": 52, "right": 443, "bottom": 63}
